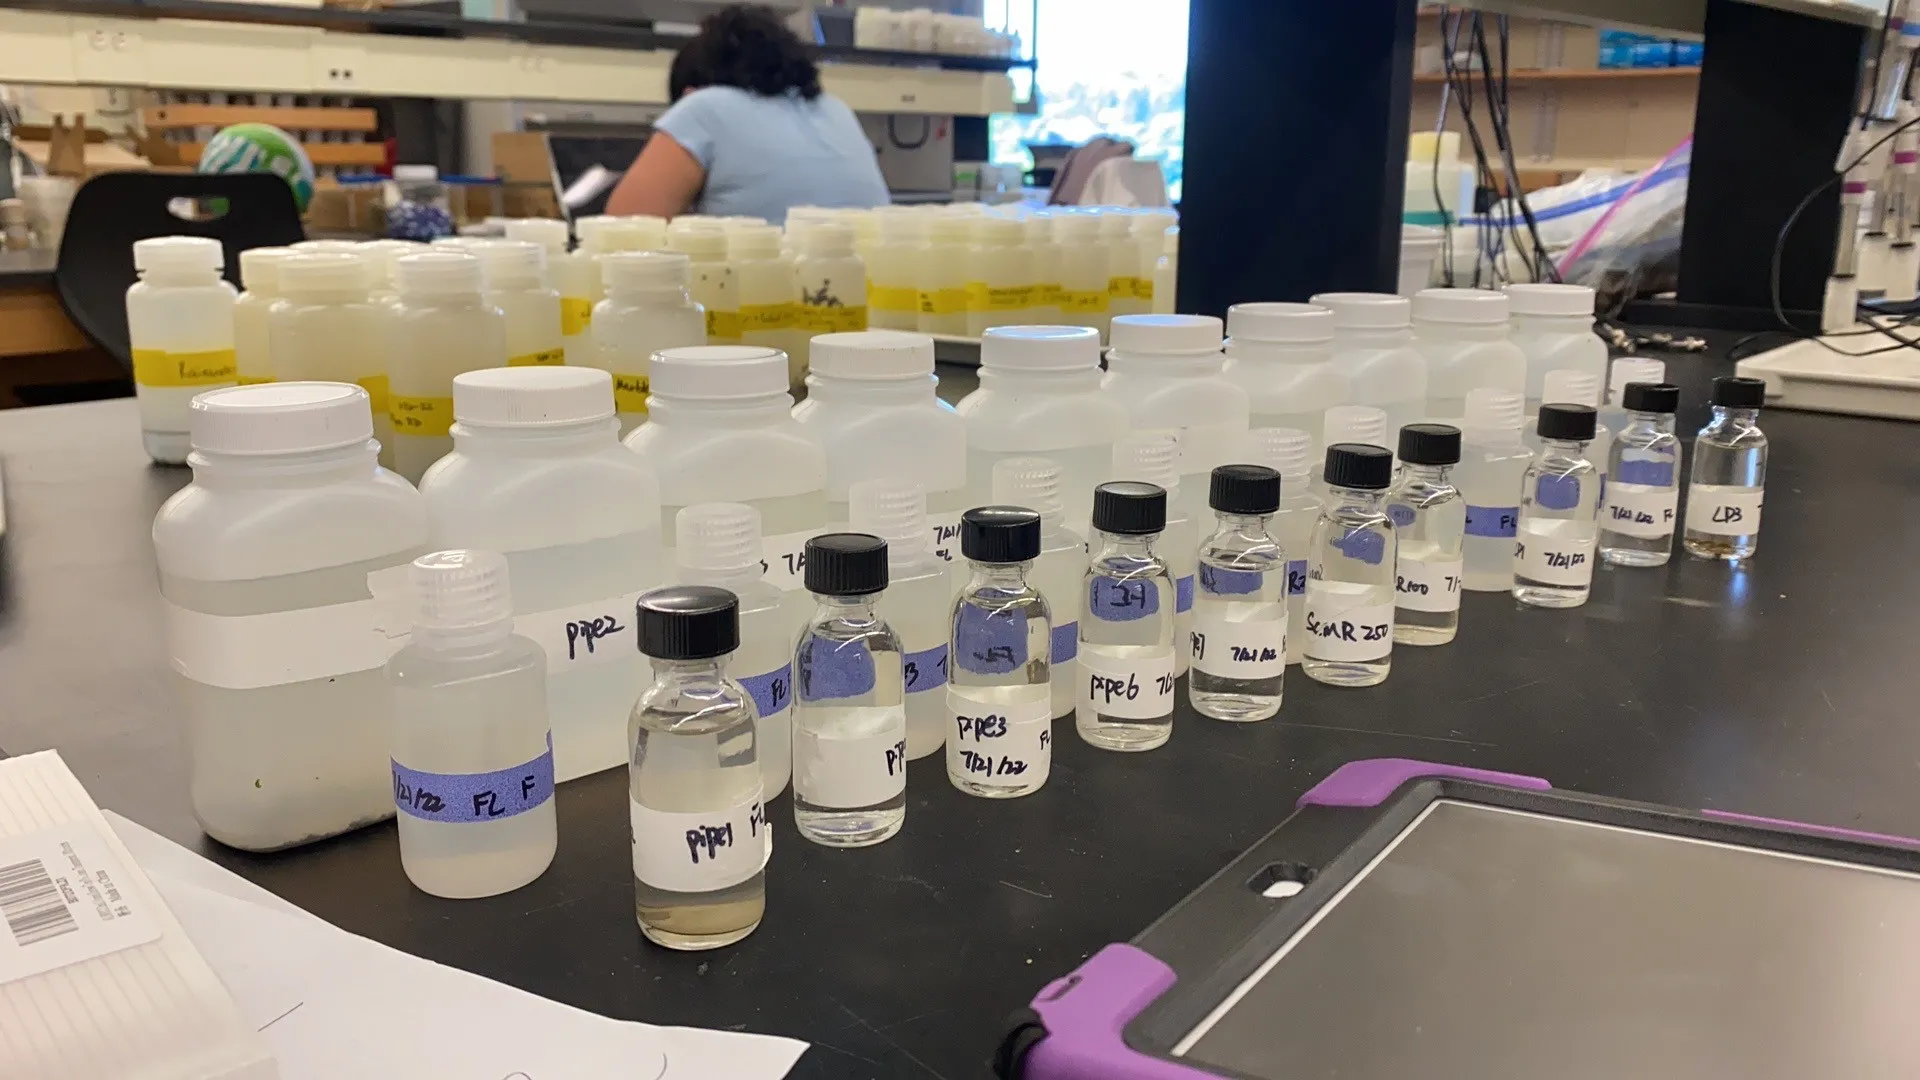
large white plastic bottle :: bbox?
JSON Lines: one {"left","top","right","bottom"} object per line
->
{"left": 917, "top": 212, "right": 973, "bottom": 336}
{"left": 1111, "top": 431, "right": 1197, "bottom": 676}
{"left": 418, "top": 366, "right": 661, "bottom": 782}
{"left": 1131, "top": 209, "right": 1178, "bottom": 313}
{"left": 966, "top": 216, "right": 1038, "bottom": 336}
{"left": 956, "top": 325, "right": 1131, "bottom": 535}
{"left": 1100, "top": 314, "right": 1250, "bottom": 530}
{"left": 796, "top": 221, "right": 869, "bottom": 340}
{"left": 668, "top": 222, "right": 741, "bottom": 345}
{"left": 1100, "top": 209, "right": 1149, "bottom": 321}
{"left": 1411, "top": 287, "right": 1527, "bottom": 421}
{"left": 476, "top": 239, "right": 565, "bottom": 368}
{"left": 1245, "top": 427, "right": 1317, "bottom": 664}
{"left": 1507, "top": 282, "right": 1607, "bottom": 410}
{"left": 1457, "top": 388, "right": 1532, "bottom": 592}
{"left": 850, "top": 480, "right": 952, "bottom": 761}
{"left": 868, "top": 208, "right": 926, "bottom": 331}
{"left": 590, "top": 251, "right": 707, "bottom": 436}
{"left": 1025, "top": 212, "right": 1064, "bottom": 325}
{"left": 1152, "top": 227, "right": 1179, "bottom": 314}
{"left": 502, "top": 218, "right": 581, "bottom": 361}
{"left": 729, "top": 223, "right": 806, "bottom": 390}
{"left": 792, "top": 330, "right": 968, "bottom": 545}
{"left": 127, "top": 236, "right": 239, "bottom": 464}
{"left": 1053, "top": 210, "right": 1112, "bottom": 337}
{"left": 234, "top": 245, "right": 293, "bottom": 385}
{"left": 271, "top": 252, "right": 391, "bottom": 462}
{"left": 1311, "top": 291, "right": 1428, "bottom": 437}
{"left": 154, "top": 382, "right": 428, "bottom": 850}
{"left": 387, "top": 252, "right": 508, "bottom": 484}
{"left": 991, "top": 456, "right": 1086, "bottom": 718}
{"left": 1221, "top": 302, "right": 1346, "bottom": 450}
{"left": 624, "top": 345, "right": 828, "bottom": 597}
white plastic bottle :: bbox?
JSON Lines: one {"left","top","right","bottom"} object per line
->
{"left": 625, "top": 345, "right": 828, "bottom": 595}
{"left": 127, "top": 236, "right": 239, "bottom": 464}
{"left": 1245, "top": 427, "right": 1317, "bottom": 664}
{"left": 1054, "top": 210, "right": 1112, "bottom": 337}
{"left": 1101, "top": 314, "right": 1250, "bottom": 531}
{"left": 850, "top": 480, "right": 951, "bottom": 761}
{"left": 668, "top": 222, "right": 741, "bottom": 345}
{"left": 1025, "top": 211, "right": 1064, "bottom": 325}
{"left": 917, "top": 213, "right": 973, "bottom": 336}
{"left": 1152, "top": 227, "right": 1179, "bottom": 315}
{"left": 271, "top": 252, "right": 392, "bottom": 465}
{"left": 1507, "top": 282, "right": 1607, "bottom": 411}
{"left": 1457, "top": 389, "right": 1531, "bottom": 592}
{"left": 1112, "top": 431, "right": 1197, "bottom": 677}
{"left": 387, "top": 252, "right": 508, "bottom": 485}
{"left": 388, "top": 549, "right": 557, "bottom": 899}
{"left": 867, "top": 208, "right": 925, "bottom": 331}
{"left": 796, "top": 221, "right": 869, "bottom": 339}
{"left": 1131, "top": 209, "right": 1179, "bottom": 313}
{"left": 966, "top": 216, "right": 1037, "bottom": 336}
{"left": 992, "top": 457, "right": 1087, "bottom": 718}
{"left": 792, "top": 330, "right": 968, "bottom": 541}
{"left": 526, "top": 218, "right": 599, "bottom": 364}
{"left": 476, "top": 239, "right": 565, "bottom": 368}
{"left": 676, "top": 504, "right": 795, "bottom": 797}
{"left": 729, "top": 224, "right": 806, "bottom": 391}
{"left": 418, "top": 367, "right": 662, "bottom": 781}
{"left": 1411, "top": 287, "right": 1527, "bottom": 421}
{"left": 1221, "top": 302, "right": 1346, "bottom": 448}
{"left": 1310, "top": 291, "right": 1428, "bottom": 437}
{"left": 591, "top": 251, "right": 707, "bottom": 435}
{"left": 956, "top": 325, "right": 1130, "bottom": 535}
{"left": 1100, "top": 209, "right": 1148, "bottom": 321}
{"left": 154, "top": 382, "right": 428, "bottom": 851}
{"left": 234, "top": 245, "right": 293, "bottom": 385}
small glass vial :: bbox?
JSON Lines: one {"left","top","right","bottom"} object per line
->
{"left": 1076, "top": 482, "right": 1178, "bottom": 751}
{"left": 475, "top": 239, "right": 565, "bottom": 368}
{"left": 1514, "top": 404, "right": 1601, "bottom": 608}
{"left": 1111, "top": 432, "right": 1196, "bottom": 677}
{"left": 1389, "top": 424, "right": 1465, "bottom": 646}
{"left": 792, "top": 534, "right": 907, "bottom": 847}
{"left": 629, "top": 586, "right": 767, "bottom": 951}
{"left": 1302, "top": 444, "right": 1397, "bottom": 687}
{"left": 1684, "top": 376, "right": 1769, "bottom": 562}
{"left": 991, "top": 457, "right": 1087, "bottom": 718}
{"left": 1190, "top": 465, "right": 1287, "bottom": 722}
{"left": 947, "top": 507, "right": 1053, "bottom": 798}
{"left": 127, "top": 236, "right": 239, "bottom": 464}
{"left": 850, "top": 479, "right": 951, "bottom": 761}
{"left": 387, "top": 550, "right": 556, "bottom": 899}
{"left": 1245, "top": 428, "right": 1317, "bottom": 666}
{"left": 1600, "top": 381, "right": 1683, "bottom": 567}
{"left": 1310, "top": 405, "right": 1389, "bottom": 505}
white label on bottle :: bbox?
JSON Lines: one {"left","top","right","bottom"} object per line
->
{"left": 1515, "top": 520, "right": 1596, "bottom": 586}
{"left": 1077, "top": 646, "right": 1177, "bottom": 720}
{"left": 0, "top": 826, "right": 163, "bottom": 986}
{"left": 761, "top": 528, "right": 822, "bottom": 592}
{"left": 792, "top": 708, "right": 908, "bottom": 809}
{"left": 1189, "top": 613, "right": 1285, "bottom": 679}
{"left": 1394, "top": 557, "right": 1463, "bottom": 614}
{"left": 1686, "top": 485, "right": 1764, "bottom": 536}
{"left": 515, "top": 590, "right": 649, "bottom": 674}
{"left": 945, "top": 688, "right": 1053, "bottom": 788}
{"left": 1301, "top": 581, "right": 1393, "bottom": 663}
{"left": 165, "top": 565, "right": 412, "bottom": 690}
{"left": 1601, "top": 482, "right": 1679, "bottom": 539}
{"left": 628, "top": 795, "right": 770, "bottom": 894}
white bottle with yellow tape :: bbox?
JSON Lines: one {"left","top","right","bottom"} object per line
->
{"left": 501, "top": 219, "right": 580, "bottom": 359}
{"left": 418, "top": 366, "right": 662, "bottom": 782}
{"left": 1052, "top": 210, "right": 1112, "bottom": 338}
{"left": 1132, "top": 209, "right": 1178, "bottom": 312}
{"left": 868, "top": 208, "right": 925, "bottom": 331}
{"left": 271, "top": 252, "right": 392, "bottom": 464}
{"left": 796, "top": 221, "right": 869, "bottom": 338}
{"left": 475, "top": 239, "right": 565, "bottom": 369}
{"left": 966, "top": 216, "right": 1038, "bottom": 337}
{"left": 1025, "top": 212, "right": 1063, "bottom": 325}
{"left": 154, "top": 381, "right": 429, "bottom": 851}
{"left": 388, "top": 251, "right": 508, "bottom": 485}
{"left": 591, "top": 251, "right": 707, "bottom": 437}
{"left": 668, "top": 221, "right": 741, "bottom": 344}
{"left": 917, "top": 212, "right": 972, "bottom": 336}
{"left": 1099, "top": 209, "right": 1148, "bottom": 321}
{"left": 234, "top": 245, "right": 292, "bottom": 386}
{"left": 127, "top": 236, "right": 239, "bottom": 464}
{"left": 730, "top": 223, "right": 808, "bottom": 393}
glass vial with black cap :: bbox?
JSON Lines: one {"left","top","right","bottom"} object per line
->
{"left": 1077, "top": 481, "right": 1178, "bottom": 751}
{"left": 1600, "top": 382, "right": 1683, "bottom": 567}
{"left": 947, "top": 506, "right": 1053, "bottom": 798}
{"left": 1190, "top": 464, "right": 1287, "bottom": 722}
{"left": 1684, "top": 376, "right": 1768, "bottom": 563}
{"left": 1303, "top": 444, "right": 1397, "bottom": 687}
{"left": 1388, "top": 424, "right": 1465, "bottom": 646}
{"left": 1514, "top": 403, "right": 1600, "bottom": 608}
{"left": 628, "top": 585, "right": 767, "bottom": 951}
{"left": 791, "top": 533, "right": 907, "bottom": 847}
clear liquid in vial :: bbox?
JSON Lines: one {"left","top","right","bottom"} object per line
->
{"left": 1189, "top": 527, "right": 1286, "bottom": 722}
{"left": 792, "top": 703, "right": 908, "bottom": 844}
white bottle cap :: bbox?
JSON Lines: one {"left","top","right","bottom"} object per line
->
{"left": 429, "top": 236, "right": 474, "bottom": 251}
{"left": 503, "top": 218, "right": 569, "bottom": 254}
{"left": 1505, "top": 282, "right": 1596, "bottom": 317}
{"left": 1097, "top": 208, "right": 1136, "bottom": 237}
{"left": 1310, "top": 292, "right": 1412, "bottom": 329}
{"left": 395, "top": 251, "right": 482, "bottom": 295}
{"left": 721, "top": 215, "right": 769, "bottom": 230}
{"left": 928, "top": 213, "right": 976, "bottom": 245}
{"left": 810, "top": 330, "right": 935, "bottom": 380}
{"left": 1112, "top": 430, "right": 1180, "bottom": 492}
{"left": 1464, "top": 388, "right": 1525, "bottom": 431}
{"left": 408, "top": 549, "right": 513, "bottom": 640}
{"left": 677, "top": 502, "right": 765, "bottom": 574}
{"left": 650, "top": 345, "right": 788, "bottom": 400}
{"left": 133, "top": 235, "right": 222, "bottom": 273}
{"left": 727, "top": 223, "right": 784, "bottom": 261}
{"left": 972, "top": 216, "right": 1023, "bottom": 246}
{"left": 472, "top": 239, "right": 547, "bottom": 287}
{"left": 879, "top": 208, "right": 930, "bottom": 242}
{"left": 849, "top": 478, "right": 930, "bottom": 562}
{"left": 1608, "top": 357, "right": 1666, "bottom": 399}
{"left": 585, "top": 217, "right": 667, "bottom": 254}
{"left": 667, "top": 222, "right": 730, "bottom": 260}
{"left": 277, "top": 251, "right": 372, "bottom": 294}
{"left": 1412, "top": 287, "right": 1509, "bottom": 324}
{"left": 357, "top": 239, "right": 427, "bottom": 289}
{"left": 291, "top": 239, "right": 362, "bottom": 254}
{"left": 238, "top": 246, "right": 296, "bottom": 294}
{"left": 1110, "top": 314, "right": 1224, "bottom": 357}
{"left": 1322, "top": 405, "right": 1389, "bottom": 449}
{"left": 1245, "top": 427, "right": 1313, "bottom": 479}
{"left": 1226, "top": 302, "right": 1335, "bottom": 345}
{"left": 800, "top": 221, "right": 857, "bottom": 257}
{"left": 602, "top": 250, "right": 691, "bottom": 290}
{"left": 1131, "top": 208, "right": 1178, "bottom": 238}
{"left": 393, "top": 164, "right": 439, "bottom": 182}
{"left": 453, "top": 366, "right": 614, "bottom": 426}
{"left": 980, "top": 325, "right": 1102, "bottom": 372}
{"left": 189, "top": 382, "right": 373, "bottom": 456}
{"left": 1051, "top": 210, "right": 1101, "bottom": 241}
{"left": 1542, "top": 367, "right": 1602, "bottom": 407}
{"left": 991, "top": 456, "right": 1065, "bottom": 522}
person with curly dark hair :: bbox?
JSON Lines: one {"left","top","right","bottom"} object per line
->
{"left": 606, "top": 4, "right": 889, "bottom": 224}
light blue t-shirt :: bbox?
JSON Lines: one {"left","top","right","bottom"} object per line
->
{"left": 654, "top": 86, "right": 891, "bottom": 225}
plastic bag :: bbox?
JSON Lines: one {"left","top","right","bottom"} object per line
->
{"left": 1555, "top": 140, "right": 1692, "bottom": 313}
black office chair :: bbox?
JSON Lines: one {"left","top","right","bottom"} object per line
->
{"left": 53, "top": 171, "right": 305, "bottom": 369}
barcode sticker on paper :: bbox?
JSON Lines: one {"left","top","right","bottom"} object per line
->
{"left": 0, "top": 827, "right": 163, "bottom": 985}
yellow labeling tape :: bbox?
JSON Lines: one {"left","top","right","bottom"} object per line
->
{"left": 236, "top": 375, "right": 275, "bottom": 386}
{"left": 131, "top": 348, "right": 237, "bottom": 388}
{"left": 919, "top": 287, "right": 968, "bottom": 317}
{"left": 803, "top": 304, "right": 869, "bottom": 334}
{"left": 983, "top": 284, "right": 1036, "bottom": 313}
{"left": 1133, "top": 278, "right": 1156, "bottom": 302}
{"left": 1109, "top": 276, "right": 1146, "bottom": 299}
{"left": 739, "top": 302, "right": 799, "bottom": 333}
{"left": 1061, "top": 289, "right": 1110, "bottom": 314}
{"left": 389, "top": 394, "right": 453, "bottom": 438}
{"left": 1037, "top": 284, "right": 1066, "bottom": 308}
{"left": 358, "top": 374, "right": 390, "bottom": 416}
{"left": 612, "top": 373, "right": 650, "bottom": 416}
{"left": 869, "top": 285, "right": 920, "bottom": 313}
{"left": 561, "top": 297, "right": 594, "bottom": 338}
{"left": 706, "top": 309, "right": 743, "bottom": 342}
{"left": 509, "top": 347, "right": 567, "bottom": 367}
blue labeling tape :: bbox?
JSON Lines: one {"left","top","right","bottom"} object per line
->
{"left": 1535, "top": 474, "right": 1582, "bottom": 511}
{"left": 738, "top": 662, "right": 792, "bottom": 719}
{"left": 1614, "top": 458, "right": 1675, "bottom": 487}
{"left": 393, "top": 738, "right": 554, "bottom": 823}
{"left": 1330, "top": 528, "right": 1386, "bottom": 566}
{"left": 954, "top": 600, "right": 1027, "bottom": 676}
{"left": 903, "top": 643, "right": 949, "bottom": 693}
{"left": 1287, "top": 559, "right": 1309, "bottom": 596}
{"left": 1465, "top": 505, "right": 1519, "bottom": 538}
{"left": 1051, "top": 620, "right": 1078, "bottom": 664}
{"left": 1176, "top": 575, "right": 1195, "bottom": 613}
{"left": 1199, "top": 564, "right": 1263, "bottom": 596}
{"left": 1088, "top": 577, "right": 1159, "bottom": 622}
{"left": 1387, "top": 503, "right": 1417, "bottom": 528}
{"left": 798, "top": 636, "right": 877, "bottom": 701}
